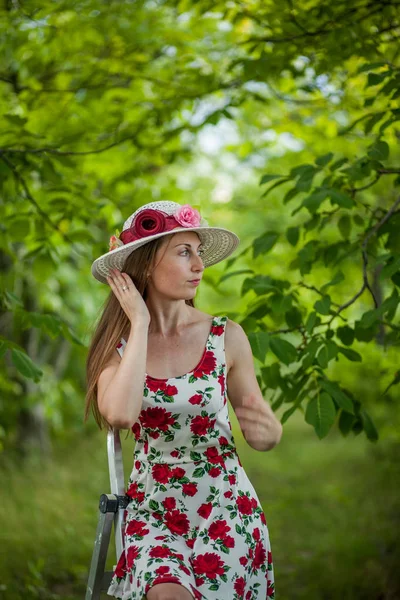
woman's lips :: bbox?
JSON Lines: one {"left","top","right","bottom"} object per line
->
{"left": 188, "top": 279, "right": 201, "bottom": 285}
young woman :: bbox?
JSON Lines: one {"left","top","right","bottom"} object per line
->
{"left": 86, "top": 201, "right": 282, "bottom": 600}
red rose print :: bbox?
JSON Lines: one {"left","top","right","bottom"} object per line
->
{"left": 228, "top": 474, "right": 236, "bottom": 485}
{"left": 224, "top": 535, "right": 235, "bottom": 548}
{"left": 171, "top": 466, "right": 185, "bottom": 479}
{"left": 162, "top": 497, "right": 176, "bottom": 510}
{"left": 164, "top": 384, "right": 178, "bottom": 396}
{"left": 253, "top": 527, "right": 261, "bottom": 541}
{"left": 237, "top": 495, "right": 253, "bottom": 515}
{"left": 140, "top": 407, "right": 175, "bottom": 431}
{"left": 149, "top": 575, "right": 180, "bottom": 589}
{"left": 234, "top": 576, "right": 246, "bottom": 597}
{"left": 246, "top": 591, "right": 252, "bottom": 600}
{"left": 149, "top": 546, "right": 171, "bottom": 558}
{"left": 239, "top": 556, "right": 248, "bottom": 567}
{"left": 267, "top": 582, "right": 275, "bottom": 596}
{"left": 154, "top": 512, "right": 163, "bottom": 521}
{"left": 181, "top": 565, "right": 191, "bottom": 576}
{"left": 134, "top": 460, "right": 140, "bottom": 470}
{"left": 224, "top": 490, "right": 233, "bottom": 499}
{"left": 252, "top": 540, "right": 266, "bottom": 570}
{"left": 195, "top": 576, "right": 205, "bottom": 587}
{"left": 189, "top": 394, "right": 203, "bottom": 405}
{"left": 186, "top": 538, "right": 195, "bottom": 549}
{"left": 251, "top": 498, "right": 258, "bottom": 509}
{"left": 156, "top": 565, "right": 170, "bottom": 576}
{"left": 190, "top": 415, "right": 214, "bottom": 436}
{"left": 146, "top": 377, "right": 167, "bottom": 393}
{"left": 268, "top": 550, "right": 273, "bottom": 566}
{"left": 144, "top": 440, "right": 149, "bottom": 454}
{"left": 218, "top": 374, "right": 225, "bottom": 395}
{"left": 193, "top": 351, "right": 217, "bottom": 378}
{"left": 155, "top": 535, "right": 166, "bottom": 541}
{"left": 211, "top": 324, "right": 224, "bottom": 336}
{"left": 152, "top": 463, "right": 171, "bottom": 484}
{"left": 149, "top": 431, "right": 160, "bottom": 439}
{"left": 126, "top": 483, "right": 145, "bottom": 504}
{"left": 197, "top": 502, "right": 212, "bottom": 519}
{"left": 218, "top": 436, "right": 229, "bottom": 446}
{"left": 205, "top": 446, "right": 223, "bottom": 465}
{"left": 131, "top": 422, "right": 141, "bottom": 440}
{"left": 260, "top": 512, "right": 267, "bottom": 525}
{"left": 126, "top": 545, "right": 140, "bottom": 570}
{"left": 114, "top": 551, "right": 126, "bottom": 578}
{"left": 173, "top": 552, "right": 184, "bottom": 561}
{"left": 182, "top": 482, "right": 198, "bottom": 496}
{"left": 125, "top": 519, "right": 149, "bottom": 537}
{"left": 208, "top": 519, "right": 230, "bottom": 540}
{"left": 164, "top": 509, "right": 190, "bottom": 536}
{"left": 192, "top": 552, "right": 225, "bottom": 579}
{"left": 191, "top": 586, "right": 204, "bottom": 600}
{"left": 208, "top": 467, "right": 221, "bottom": 478}
{"left": 170, "top": 450, "right": 179, "bottom": 458}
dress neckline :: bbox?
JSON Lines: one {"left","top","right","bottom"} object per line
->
{"left": 145, "top": 316, "right": 217, "bottom": 382}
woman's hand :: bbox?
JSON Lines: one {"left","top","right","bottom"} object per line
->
{"left": 235, "top": 393, "right": 283, "bottom": 451}
{"left": 106, "top": 268, "right": 150, "bottom": 325}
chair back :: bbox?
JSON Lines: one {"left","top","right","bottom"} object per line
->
{"left": 107, "top": 429, "right": 126, "bottom": 559}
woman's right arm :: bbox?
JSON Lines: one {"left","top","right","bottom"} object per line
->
{"left": 97, "top": 318, "right": 149, "bottom": 429}
{"left": 97, "top": 268, "right": 151, "bottom": 430}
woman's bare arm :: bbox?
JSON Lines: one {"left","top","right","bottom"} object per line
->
{"left": 226, "top": 319, "right": 283, "bottom": 451}
{"left": 97, "top": 319, "right": 149, "bottom": 429}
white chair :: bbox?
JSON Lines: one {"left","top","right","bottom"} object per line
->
{"left": 86, "top": 429, "right": 128, "bottom": 599}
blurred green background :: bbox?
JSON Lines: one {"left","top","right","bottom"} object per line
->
{"left": 1, "top": 1, "right": 399, "bottom": 598}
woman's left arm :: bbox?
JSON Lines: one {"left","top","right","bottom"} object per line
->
{"left": 225, "top": 319, "right": 283, "bottom": 451}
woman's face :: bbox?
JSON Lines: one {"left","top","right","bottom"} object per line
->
{"left": 147, "top": 231, "right": 205, "bottom": 300}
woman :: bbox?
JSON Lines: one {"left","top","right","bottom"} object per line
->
{"left": 85, "top": 201, "right": 282, "bottom": 600}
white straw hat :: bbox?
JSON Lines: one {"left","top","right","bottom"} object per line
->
{"left": 91, "top": 201, "right": 240, "bottom": 284}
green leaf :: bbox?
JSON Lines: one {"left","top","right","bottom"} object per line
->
{"left": 305, "top": 393, "right": 336, "bottom": 439}
{"left": 338, "top": 214, "right": 351, "bottom": 239}
{"left": 253, "top": 232, "right": 279, "bottom": 258}
{"left": 315, "top": 153, "right": 333, "bottom": 167}
{"left": 320, "top": 380, "right": 354, "bottom": 414}
{"left": 305, "top": 311, "right": 319, "bottom": 334}
{"left": 360, "top": 409, "right": 379, "bottom": 441}
{"left": 301, "top": 189, "right": 328, "bottom": 213}
{"left": 248, "top": 331, "right": 270, "bottom": 363}
{"left": 367, "top": 140, "right": 389, "bottom": 161}
{"left": 260, "top": 174, "right": 283, "bottom": 185}
{"left": 314, "top": 295, "right": 331, "bottom": 315}
{"left": 380, "top": 256, "right": 400, "bottom": 280}
{"left": 338, "top": 410, "right": 356, "bottom": 436}
{"left": 283, "top": 188, "right": 299, "bottom": 204}
{"left": 338, "top": 346, "right": 362, "bottom": 362}
{"left": 285, "top": 307, "right": 302, "bottom": 328}
{"left": 286, "top": 226, "right": 299, "bottom": 247}
{"left": 269, "top": 337, "right": 297, "bottom": 365}
{"left": 320, "top": 271, "right": 345, "bottom": 293}
{"left": 219, "top": 269, "right": 254, "bottom": 283}
{"left": 336, "top": 326, "right": 355, "bottom": 346}
{"left": 281, "top": 404, "right": 298, "bottom": 424}
{"left": 366, "top": 72, "right": 387, "bottom": 87}
{"left": 328, "top": 189, "right": 355, "bottom": 208}
{"left": 11, "top": 349, "right": 43, "bottom": 382}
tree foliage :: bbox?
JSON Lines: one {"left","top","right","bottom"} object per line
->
{"left": 1, "top": 0, "right": 399, "bottom": 451}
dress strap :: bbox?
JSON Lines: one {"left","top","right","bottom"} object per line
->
{"left": 206, "top": 315, "right": 228, "bottom": 365}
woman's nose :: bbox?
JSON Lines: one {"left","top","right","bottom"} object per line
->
{"left": 192, "top": 255, "right": 204, "bottom": 271}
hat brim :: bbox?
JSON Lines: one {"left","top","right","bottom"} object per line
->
{"left": 91, "top": 227, "right": 240, "bottom": 284}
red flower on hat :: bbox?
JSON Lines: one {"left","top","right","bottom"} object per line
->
{"left": 121, "top": 209, "right": 166, "bottom": 244}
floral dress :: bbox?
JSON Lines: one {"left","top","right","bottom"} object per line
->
{"left": 107, "top": 316, "right": 275, "bottom": 600}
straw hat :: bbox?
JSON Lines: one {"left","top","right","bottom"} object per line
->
{"left": 91, "top": 201, "right": 240, "bottom": 284}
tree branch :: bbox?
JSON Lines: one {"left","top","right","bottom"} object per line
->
{"left": 329, "top": 195, "right": 400, "bottom": 321}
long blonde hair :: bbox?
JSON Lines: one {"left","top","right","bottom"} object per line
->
{"left": 85, "top": 236, "right": 195, "bottom": 430}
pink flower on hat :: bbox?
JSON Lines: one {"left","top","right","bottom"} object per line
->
{"left": 174, "top": 204, "right": 201, "bottom": 228}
